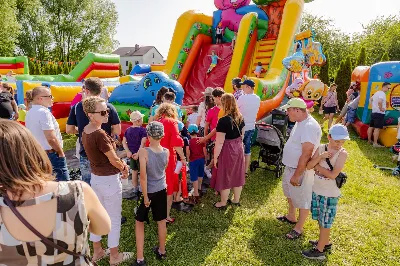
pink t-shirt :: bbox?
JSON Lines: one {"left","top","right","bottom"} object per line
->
{"left": 206, "top": 106, "right": 220, "bottom": 141}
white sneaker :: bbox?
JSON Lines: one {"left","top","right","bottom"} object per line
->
{"left": 205, "top": 168, "right": 212, "bottom": 178}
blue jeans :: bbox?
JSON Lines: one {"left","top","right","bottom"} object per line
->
{"left": 48, "top": 152, "right": 70, "bottom": 181}
{"left": 80, "top": 155, "right": 92, "bottom": 185}
{"left": 243, "top": 129, "right": 255, "bottom": 155}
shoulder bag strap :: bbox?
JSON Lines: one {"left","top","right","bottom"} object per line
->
{"left": 230, "top": 116, "right": 242, "bottom": 139}
{"left": 2, "top": 194, "right": 93, "bottom": 264}
{"left": 324, "top": 145, "right": 334, "bottom": 171}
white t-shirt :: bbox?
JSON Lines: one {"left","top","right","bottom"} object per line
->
{"left": 371, "top": 90, "right": 387, "bottom": 114}
{"left": 237, "top": 93, "right": 261, "bottom": 131}
{"left": 187, "top": 112, "right": 199, "bottom": 125}
{"left": 313, "top": 145, "right": 344, "bottom": 198}
{"left": 198, "top": 102, "right": 206, "bottom": 127}
{"left": 26, "top": 105, "right": 63, "bottom": 150}
{"left": 282, "top": 115, "right": 322, "bottom": 168}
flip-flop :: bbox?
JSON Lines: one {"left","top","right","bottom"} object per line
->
{"left": 110, "top": 252, "right": 134, "bottom": 266}
{"left": 277, "top": 216, "right": 297, "bottom": 225}
{"left": 214, "top": 203, "right": 227, "bottom": 210}
{"left": 286, "top": 229, "right": 302, "bottom": 240}
{"left": 93, "top": 249, "right": 110, "bottom": 263}
{"left": 166, "top": 217, "right": 176, "bottom": 225}
{"left": 227, "top": 199, "right": 241, "bottom": 206}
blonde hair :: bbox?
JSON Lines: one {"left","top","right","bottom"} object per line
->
{"left": 155, "top": 103, "right": 178, "bottom": 120}
{"left": 82, "top": 96, "right": 105, "bottom": 115}
{"left": 221, "top": 93, "right": 243, "bottom": 125}
{"left": 0, "top": 120, "right": 54, "bottom": 199}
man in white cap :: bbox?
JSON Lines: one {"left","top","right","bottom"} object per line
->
{"left": 277, "top": 98, "right": 322, "bottom": 239}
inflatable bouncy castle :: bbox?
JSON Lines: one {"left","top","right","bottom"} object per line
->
{"left": 352, "top": 62, "right": 400, "bottom": 147}
{"left": 114, "top": 0, "right": 312, "bottom": 121}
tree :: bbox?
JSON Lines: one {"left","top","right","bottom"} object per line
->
{"left": 0, "top": 0, "right": 20, "bottom": 56}
{"left": 356, "top": 47, "right": 367, "bottom": 66}
{"left": 119, "top": 64, "right": 123, "bottom": 76}
{"left": 16, "top": 0, "right": 119, "bottom": 62}
{"left": 381, "top": 52, "right": 390, "bottom": 62}
{"left": 319, "top": 52, "right": 330, "bottom": 85}
{"left": 335, "top": 57, "right": 353, "bottom": 107}
{"left": 127, "top": 62, "right": 133, "bottom": 75}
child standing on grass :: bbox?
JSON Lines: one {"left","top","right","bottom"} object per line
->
{"left": 185, "top": 124, "right": 206, "bottom": 205}
{"left": 135, "top": 122, "right": 169, "bottom": 266}
{"left": 302, "top": 124, "right": 349, "bottom": 260}
{"left": 122, "top": 111, "right": 147, "bottom": 195}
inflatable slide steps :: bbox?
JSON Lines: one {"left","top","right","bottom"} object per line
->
{"left": 247, "top": 39, "right": 276, "bottom": 78}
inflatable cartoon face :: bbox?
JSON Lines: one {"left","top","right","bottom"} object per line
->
{"left": 109, "top": 72, "right": 184, "bottom": 108}
{"left": 298, "top": 79, "right": 328, "bottom": 101}
{"left": 285, "top": 78, "right": 304, "bottom": 97}
{"left": 214, "top": 0, "right": 251, "bottom": 10}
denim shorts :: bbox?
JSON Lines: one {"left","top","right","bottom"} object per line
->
{"left": 79, "top": 156, "right": 92, "bottom": 185}
{"left": 243, "top": 129, "right": 255, "bottom": 155}
{"left": 47, "top": 152, "right": 70, "bottom": 181}
{"left": 311, "top": 192, "right": 339, "bottom": 229}
{"left": 189, "top": 158, "right": 205, "bottom": 182}
{"left": 345, "top": 107, "right": 357, "bottom": 124}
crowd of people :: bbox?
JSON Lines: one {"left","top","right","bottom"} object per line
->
{"left": 3, "top": 75, "right": 385, "bottom": 264}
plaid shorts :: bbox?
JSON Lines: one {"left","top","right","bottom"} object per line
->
{"left": 311, "top": 192, "right": 339, "bottom": 229}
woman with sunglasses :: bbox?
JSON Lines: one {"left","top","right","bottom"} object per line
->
{"left": 81, "top": 96, "right": 133, "bottom": 265}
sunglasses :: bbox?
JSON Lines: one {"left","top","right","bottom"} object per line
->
{"left": 90, "top": 109, "right": 110, "bottom": 116}
{"left": 41, "top": 95, "right": 54, "bottom": 99}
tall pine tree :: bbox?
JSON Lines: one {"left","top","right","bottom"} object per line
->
{"left": 335, "top": 57, "right": 353, "bottom": 107}
{"left": 119, "top": 64, "right": 123, "bottom": 76}
{"left": 127, "top": 62, "right": 133, "bottom": 75}
{"left": 356, "top": 47, "right": 366, "bottom": 66}
{"left": 319, "top": 52, "right": 330, "bottom": 85}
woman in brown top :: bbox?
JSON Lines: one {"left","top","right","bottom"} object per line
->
{"left": 0, "top": 120, "right": 111, "bottom": 266}
{"left": 81, "top": 96, "right": 132, "bottom": 265}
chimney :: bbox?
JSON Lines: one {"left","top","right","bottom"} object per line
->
{"left": 135, "top": 44, "right": 140, "bottom": 51}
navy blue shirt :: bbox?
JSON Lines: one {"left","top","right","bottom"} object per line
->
{"left": 67, "top": 102, "right": 121, "bottom": 157}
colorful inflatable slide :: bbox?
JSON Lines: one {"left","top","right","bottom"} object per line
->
{"left": 0, "top": 56, "right": 29, "bottom": 75}
{"left": 116, "top": 0, "right": 305, "bottom": 120}
{"left": 352, "top": 62, "right": 400, "bottom": 147}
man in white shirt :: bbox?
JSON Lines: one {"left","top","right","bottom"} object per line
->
{"left": 278, "top": 98, "right": 321, "bottom": 239}
{"left": 26, "top": 86, "right": 69, "bottom": 181}
{"left": 237, "top": 79, "right": 261, "bottom": 174}
{"left": 367, "top": 82, "right": 391, "bottom": 148}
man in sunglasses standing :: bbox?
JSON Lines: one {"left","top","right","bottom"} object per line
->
{"left": 26, "top": 86, "right": 69, "bottom": 181}
{"left": 66, "top": 77, "right": 121, "bottom": 185}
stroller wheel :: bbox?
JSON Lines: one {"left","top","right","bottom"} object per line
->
{"left": 250, "top": 161, "right": 259, "bottom": 172}
{"left": 392, "top": 169, "right": 400, "bottom": 176}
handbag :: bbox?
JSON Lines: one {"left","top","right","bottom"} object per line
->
{"left": 324, "top": 145, "right": 347, "bottom": 188}
{"left": 2, "top": 193, "right": 96, "bottom": 266}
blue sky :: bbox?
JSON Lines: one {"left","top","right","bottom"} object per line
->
{"left": 111, "top": 0, "right": 400, "bottom": 59}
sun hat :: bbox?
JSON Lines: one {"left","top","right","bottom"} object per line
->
{"left": 188, "top": 124, "right": 199, "bottom": 134}
{"left": 329, "top": 124, "right": 350, "bottom": 140}
{"left": 177, "top": 121, "right": 184, "bottom": 132}
{"left": 130, "top": 110, "right": 144, "bottom": 121}
{"left": 281, "top": 98, "right": 307, "bottom": 110}
{"left": 146, "top": 121, "right": 164, "bottom": 139}
{"left": 202, "top": 87, "right": 214, "bottom": 96}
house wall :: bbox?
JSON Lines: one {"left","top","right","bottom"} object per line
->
{"left": 120, "top": 48, "right": 164, "bottom": 74}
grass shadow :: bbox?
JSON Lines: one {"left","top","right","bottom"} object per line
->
{"left": 249, "top": 218, "right": 328, "bottom": 266}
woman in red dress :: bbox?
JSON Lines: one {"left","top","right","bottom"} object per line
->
{"left": 155, "top": 103, "right": 186, "bottom": 223}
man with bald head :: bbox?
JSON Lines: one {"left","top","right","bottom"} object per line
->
{"left": 26, "top": 86, "right": 69, "bottom": 181}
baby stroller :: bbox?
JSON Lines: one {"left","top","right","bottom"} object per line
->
{"left": 249, "top": 123, "right": 286, "bottom": 178}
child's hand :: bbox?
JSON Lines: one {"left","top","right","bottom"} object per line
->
{"left": 197, "top": 137, "right": 206, "bottom": 144}
{"left": 144, "top": 197, "right": 151, "bottom": 208}
{"left": 319, "top": 152, "right": 332, "bottom": 159}
{"left": 133, "top": 153, "right": 139, "bottom": 160}
{"left": 127, "top": 151, "right": 132, "bottom": 158}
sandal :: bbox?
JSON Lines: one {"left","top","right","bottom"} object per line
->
{"left": 153, "top": 246, "right": 167, "bottom": 260}
{"left": 214, "top": 202, "right": 227, "bottom": 210}
{"left": 92, "top": 249, "right": 110, "bottom": 263}
{"left": 227, "top": 199, "right": 241, "bottom": 206}
{"left": 110, "top": 252, "right": 134, "bottom": 266}
{"left": 286, "top": 229, "right": 302, "bottom": 240}
{"left": 166, "top": 217, "right": 176, "bottom": 225}
{"left": 277, "top": 216, "right": 297, "bottom": 225}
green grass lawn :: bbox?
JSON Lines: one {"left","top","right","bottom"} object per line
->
{"left": 70, "top": 115, "right": 400, "bottom": 266}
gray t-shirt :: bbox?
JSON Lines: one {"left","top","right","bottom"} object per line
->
{"left": 140, "top": 147, "right": 168, "bottom": 193}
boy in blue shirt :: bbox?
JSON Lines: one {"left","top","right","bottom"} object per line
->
{"left": 207, "top": 51, "right": 222, "bottom": 74}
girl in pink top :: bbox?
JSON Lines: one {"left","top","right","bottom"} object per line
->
{"left": 320, "top": 84, "right": 339, "bottom": 129}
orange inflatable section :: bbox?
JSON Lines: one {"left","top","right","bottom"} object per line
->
{"left": 178, "top": 34, "right": 212, "bottom": 86}
{"left": 352, "top": 66, "right": 370, "bottom": 83}
{"left": 256, "top": 74, "right": 290, "bottom": 120}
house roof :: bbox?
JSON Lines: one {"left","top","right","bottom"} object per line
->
{"left": 112, "top": 46, "right": 161, "bottom": 57}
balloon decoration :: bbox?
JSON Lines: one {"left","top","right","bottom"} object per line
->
{"left": 282, "top": 51, "right": 305, "bottom": 73}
